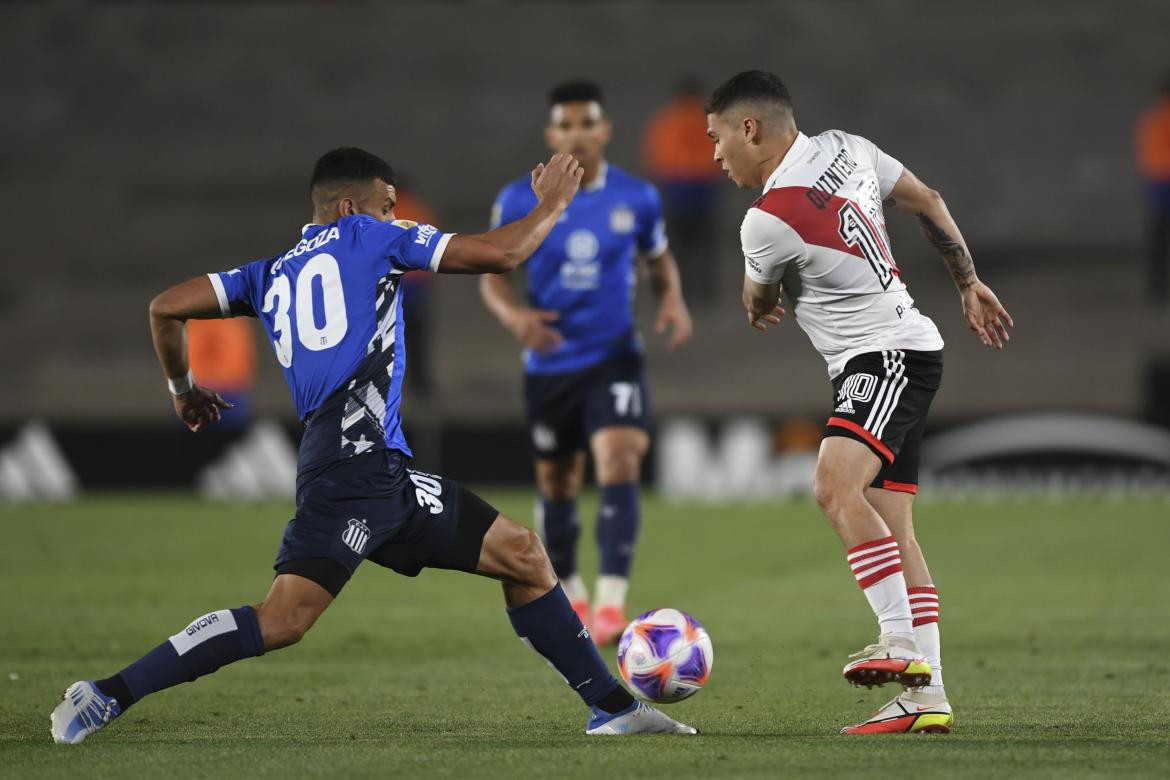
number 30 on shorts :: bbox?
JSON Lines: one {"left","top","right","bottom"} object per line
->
{"left": 408, "top": 470, "right": 444, "bottom": 515}
{"left": 610, "top": 382, "right": 642, "bottom": 417}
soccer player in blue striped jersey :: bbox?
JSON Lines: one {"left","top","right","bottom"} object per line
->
{"left": 50, "top": 148, "right": 696, "bottom": 743}
{"left": 481, "top": 81, "right": 693, "bottom": 645}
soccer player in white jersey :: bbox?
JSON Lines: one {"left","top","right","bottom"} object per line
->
{"left": 705, "top": 71, "right": 1013, "bottom": 734}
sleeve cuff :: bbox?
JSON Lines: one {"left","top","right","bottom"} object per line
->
{"left": 207, "top": 273, "right": 231, "bottom": 317}
{"left": 429, "top": 232, "right": 455, "bottom": 272}
{"left": 644, "top": 239, "right": 669, "bottom": 260}
{"left": 880, "top": 161, "right": 906, "bottom": 198}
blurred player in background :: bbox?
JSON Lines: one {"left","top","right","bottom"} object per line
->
{"left": 642, "top": 76, "right": 723, "bottom": 307}
{"left": 706, "top": 70, "right": 1012, "bottom": 734}
{"left": 50, "top": 148, "right": 697, "bottom": 744}
{"left": 185, "top": 318, "right": 256, "bottom": 429}
{"left": 481, "top": 80, "right": 693, "bottom": 645}
{"left": 1135, "top": 73, "right": 1170, "bottom": 306}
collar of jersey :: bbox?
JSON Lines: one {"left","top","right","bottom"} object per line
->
{"left": 763, "top": 132, "right": 810, "bottom": 192}
{"left": 582, "top": 161, "right": 609, "bottom": 193}
{"left": 302, "top": 222, "right": 331, "bottom": 238}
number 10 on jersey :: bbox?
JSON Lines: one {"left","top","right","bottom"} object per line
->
{"left": 837, "top": 202, "right": 898, "bottom": 289}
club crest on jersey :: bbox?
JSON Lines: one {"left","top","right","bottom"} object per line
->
{"left": 561, "top": 229, "right": 600, "bottom": 290}
{"left": 341, "top": 518, "right": 371, "bottom": 554}
{"left": 835, "top": 372, "right": 876, "bottom": 414}
{"left": 610, "top": 206, "right": 635, "bottom": 234}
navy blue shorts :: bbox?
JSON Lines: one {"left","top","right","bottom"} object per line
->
{"left": 523, "top": 351, "right": 652, "bottom": 459}
{"left": 274, "top": 450, "right": 499, "bottom": 596}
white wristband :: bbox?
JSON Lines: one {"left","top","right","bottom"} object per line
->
{"left": 168, "top": 369, "right": 196, "bottom": 396}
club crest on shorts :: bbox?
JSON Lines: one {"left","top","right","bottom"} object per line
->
{"left": 835, "top": 372, "right": 877, "bottom": 414}
{"left": 341, "top": 518, "right": 371, "bottom": 554}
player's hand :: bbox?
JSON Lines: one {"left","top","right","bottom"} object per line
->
{"left": 748, "top": 305, "right": 786, "bottom": 331}
{"left": 656, "top": 292, "right": 693, "bottom": 350}
{"left": 506, "top": 307, "right": 564, "bottom": 354}
{"left": 531, "top": 153, "right": 584, "bottom": 210}
{"left": 173, "top": 385, "right": 232, "bottom": 433}
{"left": 960, "top": 281, "right": 1013, "bottom": 349}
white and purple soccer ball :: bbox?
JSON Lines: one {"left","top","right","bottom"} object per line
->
{"left": 617, "top": 608, "right": 713, "bottom": 703}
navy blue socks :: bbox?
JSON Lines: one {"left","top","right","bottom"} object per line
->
{"left": 507, "top": 585, "right": 628, "bottom": 709}
{"left": 98, "top": 606, "right": 265, "bottom": 709}
{"left": 597, "top": 483, "right": 640, "bottom": 577}
{"left": 538, "top": 497, "right": 580, "bottom": 579}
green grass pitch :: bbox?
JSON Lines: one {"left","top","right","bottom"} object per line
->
{"left": 1, "top": 492, "right": 1168, "bottom": 778}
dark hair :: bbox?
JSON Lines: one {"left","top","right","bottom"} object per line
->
{"left": 548, "top": 79, "right": 605, "bottom": 107}
{"left": 310, "top": 147, "right": 397, "bottom": 194}
{"left": 704, "top": 70, "right": 793, "bottom": 115}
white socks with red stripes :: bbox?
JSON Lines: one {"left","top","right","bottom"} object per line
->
{"left": 847, "top": 536, "right": 914, "bottom": 638}
{"left": 910, "top": 586, "right": 944, "bottom": 692}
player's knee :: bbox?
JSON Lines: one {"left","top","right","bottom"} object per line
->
{"left": 813, "top": 468, "right": 854, "bottom": 516}
{"left": 595, "top": 450, "right": 642, "bottom": 485}
{"left": 537, "top": 466, "right": 582, "bottom": 501}
{"left": 812, "top": 470, "right": 837, "bottom": 514}
{"left": 512, "top": 528, "right": 558, "bottom": 590}
{"left": 257, "top": 606, "right": 315, "bottom": 650}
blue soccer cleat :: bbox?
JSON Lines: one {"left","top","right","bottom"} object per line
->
{"left": 50, "top": 680, "right": 123, "bottom": 744}
{"left": 585, "top": 700, "right": 698, "bottom": 735}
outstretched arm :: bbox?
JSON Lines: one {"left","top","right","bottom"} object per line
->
{"left": 149, "top": 276, "right": 232, "bottom": 432}
{"left": 440, "top": 153, "right": 583, "bottom": 274}
{"left": 885, "top": 168, "right": 1014, "bottom": 349}
{"left": 646, "top": 249, "right": 693, "bottom": 350}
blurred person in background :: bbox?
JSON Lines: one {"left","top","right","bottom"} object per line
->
{"left": 1135, "top": 74, "right": 1170, "bottom": 306}
{"left": 185, "top": 318, "right": 256, "bottom": 429}
{"left": 642, "top": 76, "right": 723, "bottom": 307}
{"left": 481, "top": 80, "right": 693, "bottom": 646}
{"left": 393, "top": 180, "right": 439, "bottom": 396}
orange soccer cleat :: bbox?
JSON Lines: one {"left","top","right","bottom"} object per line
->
{"left": 842, "top": 634, "right": 932, "bottom": 688}
{"left": 591, "top": 605, "right": 627, "bottom": 646}
{"left": 841, "top": 689, "right": 952, "bottom": 734}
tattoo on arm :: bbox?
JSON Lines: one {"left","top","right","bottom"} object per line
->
{"left": 883, "top": 196, "right": 896, "bottom": 208}
{"left": 917, "top": 212, "right": 976, "bottom": 290}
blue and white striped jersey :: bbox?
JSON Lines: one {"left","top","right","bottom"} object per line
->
{"left": 208, "top": 215, "right": 451, "bottom": 472}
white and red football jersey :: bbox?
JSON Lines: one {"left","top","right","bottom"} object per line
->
{"left": 741, "top": 130, "right": 943, "bottom": 378}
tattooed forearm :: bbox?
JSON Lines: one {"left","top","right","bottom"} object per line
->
{"left": 883, "top": 196, "right": 896, "bottom": 208}
{"left": 917, "top": 212, "right": 976, "bottom": 290}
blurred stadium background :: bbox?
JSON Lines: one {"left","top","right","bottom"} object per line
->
{"left": 2, "top": 0, "right": 1170, "bottom": 499}
{"left": 3, "top": 2, "right": 1170, "bottom": 776}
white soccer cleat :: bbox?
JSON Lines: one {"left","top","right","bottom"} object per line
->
{"left": 842, "top": 634, "right": 932, "bottom": 688}
{"left": 841, "top": 687, "right": 953, "bottom": 734}
{"left": 50, "top": 680, "right": 123, "bottom": 745}
{"left": 585, "top": 701, "right": 698, "bottom": 735}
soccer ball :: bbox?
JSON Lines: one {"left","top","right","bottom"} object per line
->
{"left": 617, "top": 608, "right": 713, "bottom": 703}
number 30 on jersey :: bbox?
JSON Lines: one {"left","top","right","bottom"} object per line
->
{"left": 261, "top": 253, "right": 349, "bottom": 367}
